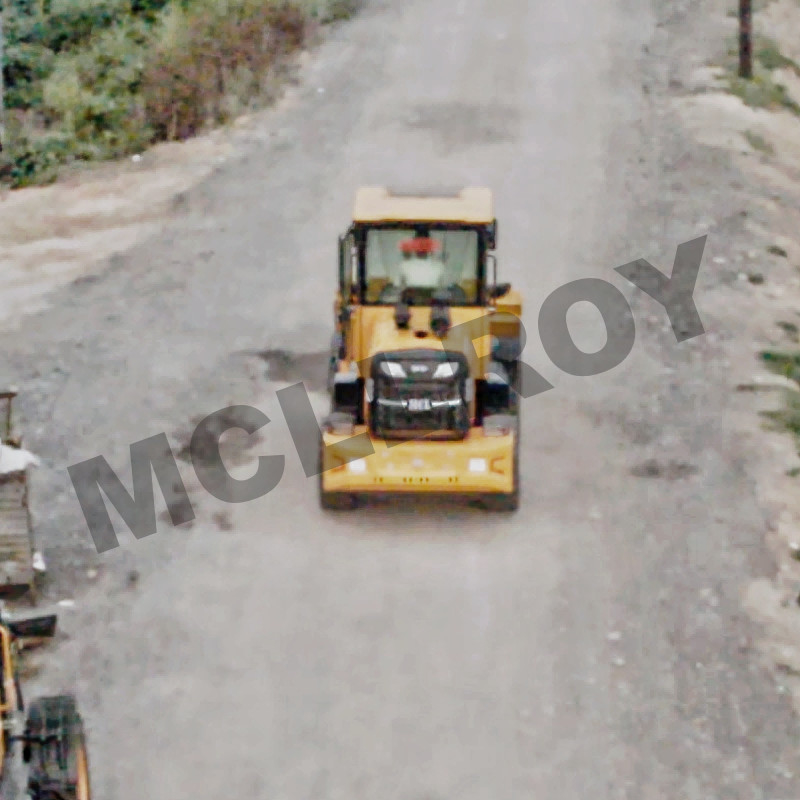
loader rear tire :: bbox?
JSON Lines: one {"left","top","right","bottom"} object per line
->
{"left": 24, "top": 694, "right": 92, "bottom": 800}
{"left": 479, "top": 426, "right": 519, "bottom": 512}
{"left": 479, "top": 490, "right": 518, "bottom": 511}
{"left": 320, "top": 492, "right": 359, "bottom": 510}
{"left": 318, "top": 434, "right": 359, "bottom": 510}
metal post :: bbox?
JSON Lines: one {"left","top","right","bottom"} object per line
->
{"left": 0, "top": 0, "right": 5, "bottom": 152}
{"left": 739, "top": 0, "right": 752, "bottom": 79}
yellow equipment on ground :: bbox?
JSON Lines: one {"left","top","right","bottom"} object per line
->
{"left": 319, "top": 187, "right": 522, "bottom": 511}
{"left": 0, "top": 609, "right": 93, "bottom": 799}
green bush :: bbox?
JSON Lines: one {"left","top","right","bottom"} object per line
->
{"left": 2, "top": 42, "right": 56, "bottom": 109}
{"left": 0, "top": 0, "right": 344, "bottom": 187}
{"left": 140, "top": 0, "right": 307, "bottom": 140}
{"left": 0, "top": 125, "right": 76, "bottom": 187}
{"left": 313, "top": 0, "right": 361, "bottom": 22}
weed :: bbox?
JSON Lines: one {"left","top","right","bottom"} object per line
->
{"left": 760, "top": 399, "right": 800, "bottom": 438}
{"left": 302, "top": 0, "right": 362, "bottom": 21}
{"left": 728, "top": 73, "right": 800, "bottom": 115}
{"left": 761, "top": 349, "right": 800, "bottom": 382}
{"left": 756, "top": 38, "right": 800, "bottom": 74}
{"left": 744, "top": 130, "right": 775, "bottom": 154}
{"left": 777, "top": 321, "right": 800, "bottom": 339}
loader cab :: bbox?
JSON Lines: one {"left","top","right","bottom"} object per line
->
{"left": 339, "top": 217, "right": 500, "bottom": 310}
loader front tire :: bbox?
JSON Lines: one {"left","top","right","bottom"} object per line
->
{"left": 320, "top": 491, "right": 359, "bottom": 510}
{"left": 479, "top": 428, "right": 519, "bottom": 512}
{"left": 479, "top": 490, "right": 519, "bottom": 512}
{"left": 318, "top": 434, "right": 359, "bottom": 510}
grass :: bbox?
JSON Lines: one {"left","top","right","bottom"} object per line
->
{"left": 308, "top": 0, "right": 361, "bottom": 21}
{"left": 724, "top": 36, "right": 800, "bottom": 116}
{"left": 756, "top": 38, "right": 800, "bottom": 74}
{"left": 745, "top": 130, "right": 775, "bottom": 154}
{"left": 759, "top": 350, "right": 800, "bottom": 450}
{"left": 760, "top": 398, "right": 800, "bottom": 438}
{"left": 728, "top": 73, "right": 800, "bottom": 114}
{"left": 761, "top": 349, "right": 800, "bottom": 382}
{"left": 724, "top": 33, "right": 800, "bottom": 75}
{"left": 777, "top": 321, "right": 800, "bottom": 339}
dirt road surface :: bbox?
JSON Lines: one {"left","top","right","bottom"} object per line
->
{"left": 2, "top": 0, "right": 800, "bottom": 798}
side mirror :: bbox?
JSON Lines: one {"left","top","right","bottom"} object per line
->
{"left": 489, "top": 283, "right": 511, "bottom": 299}
{"left": 486, "top": 219, "right": 497, "bottom": 250}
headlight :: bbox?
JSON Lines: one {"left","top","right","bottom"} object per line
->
{"left": 348, "top": 458, "right": 368, "bottom": 474}
{"left": 380, "top": 362, "right": 406, "bottom": 379}
{"left": 468, "top": 458, "right": 487, "bottom": 473}
{"left": 432, "top": 361, "right": 459, "bottom": 379}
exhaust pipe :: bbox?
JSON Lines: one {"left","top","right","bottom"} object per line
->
{"left": 430, "top": 290, "right": 451, "bottom": 337}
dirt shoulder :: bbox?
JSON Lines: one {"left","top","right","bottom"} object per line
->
{"left": 0, "top": 46, "right": 324, "bottom": 334}
{"left": 667, "top": 0, "right": 800, "bottom": 716}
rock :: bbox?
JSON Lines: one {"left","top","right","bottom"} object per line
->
{"left": 607, "top": 631, "right": 622, "bottom": 642}
{"left": 612, "top": 657, "right": 626, "bottom": 667}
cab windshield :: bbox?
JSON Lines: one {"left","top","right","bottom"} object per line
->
{"left": 363, "top": 227, "right": 480, "bottom": 305}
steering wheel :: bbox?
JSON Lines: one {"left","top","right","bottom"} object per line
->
{"left": 377, "top": 284, "right": 403, "bottom": 304}
{"left": 443, "top": 284, "right": 467, "bottom": 303}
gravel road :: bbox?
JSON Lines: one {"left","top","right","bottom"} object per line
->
{"left": 2, "top": 0, "right": 800, "bottom": 797}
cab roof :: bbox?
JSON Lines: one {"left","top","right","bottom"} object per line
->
{"left": 352, "top": 187, "right": 494, "bottom": 224}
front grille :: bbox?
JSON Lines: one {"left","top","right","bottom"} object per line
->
{"left": 369, "top": 349, "right": 471, "bottom": 440}
{"left": 371, "top": 376, "right": 469, "bottom": 439}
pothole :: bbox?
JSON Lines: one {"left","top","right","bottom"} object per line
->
{"left": 212, "top": 511, "right": 234, "bottom": 531}
{"left": 258, "top": 348, "right": 330, "bottom": 392}
{"left": 630, "top": 458, "right": 699, "bottom": 479}
{"left": 176, "top": 407, "right": 265, "bottom": 466}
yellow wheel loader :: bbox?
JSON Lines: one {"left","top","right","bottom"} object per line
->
{"left": 320, "top": 187, "right": 522, "bottom": 511}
